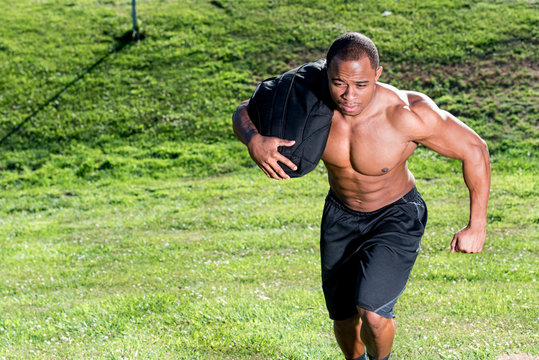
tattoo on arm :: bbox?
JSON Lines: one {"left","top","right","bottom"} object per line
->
{"left": 233, "top": 101, "right": 259, "bottom": 145}
{"left": 243, "top": 128, "right": 258, "bottom": 144}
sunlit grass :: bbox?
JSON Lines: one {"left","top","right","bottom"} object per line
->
{"left": 0, "top": 157, "right": 537, "bottom": 358}
{"left": 0, "top": 0, "right": 537, "bottom": 358}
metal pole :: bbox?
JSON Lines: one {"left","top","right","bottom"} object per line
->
{"left": 132, "top": 0, "right": 138, "bottom": 34}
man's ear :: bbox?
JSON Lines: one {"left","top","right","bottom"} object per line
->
{"left": 375, "top": 66, "right": 383, "bottom": 81}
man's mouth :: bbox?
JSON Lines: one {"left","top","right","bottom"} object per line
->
{"left": 341, "top": 103, "right": 359, "bottom": 112}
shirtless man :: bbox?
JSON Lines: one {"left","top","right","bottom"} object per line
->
{"left": 232, "top": 33, "right": 490, "bottom": 360}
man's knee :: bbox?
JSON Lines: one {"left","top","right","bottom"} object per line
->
{"left": 334, "top": 312, "right": 360, "bottom": 331}
{"left": 358, "top": 308, "right": 392, "bottom": 333}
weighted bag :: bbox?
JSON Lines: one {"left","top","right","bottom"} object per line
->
{"left": 247, "top": 59, "right": 334, "bottom": 177}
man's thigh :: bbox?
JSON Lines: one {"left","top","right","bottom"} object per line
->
{"left": 355, "top": 240, "right": 420, "bottom": 318}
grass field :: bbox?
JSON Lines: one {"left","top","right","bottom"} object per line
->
{"left": 0, "top": 0, "right": 537, "bottom": 359}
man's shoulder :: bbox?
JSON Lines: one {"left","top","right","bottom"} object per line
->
{"left": 375, "top": 83, "right": 418, "bottom": 121}
{"left": 376, "top": 85, "right": 451, "bottom": 141}
{"left": 377, "top": 82, "right": 405, "bottom": 99}
{"left": 376, "top": 85, "right": 439, "bottom": 118}
{"left": 374, "top": 85, "right": 435, "bottom": 137}
{"left": 377, "top": 83, "right": 433, "bottom": 107}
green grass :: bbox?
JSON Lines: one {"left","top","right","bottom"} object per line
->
{"left": 0, "top": 0, "right": 537, "bottom": 359}
{"left": 0, "top": 0, "right": 537, "bottom": 152}
{"left": 0, "top": 160, "right": 537, "bottom": 359}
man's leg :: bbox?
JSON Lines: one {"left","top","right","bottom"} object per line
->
{"left": 334, "top": 313, "right": 366, "bottom": 360}
{"left": 358, "top": 308, "right": 395, "bottom": 360}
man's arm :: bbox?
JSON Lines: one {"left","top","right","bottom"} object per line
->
{"left": 232, "top": 100, "right": 297, "bottom": 180}
{"left": 406, "top": 92, "right": 491, "bottom": 253}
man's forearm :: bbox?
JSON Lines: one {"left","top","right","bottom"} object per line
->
{"left": 232, "top": 100, "right": 259, "bottom": 145}
{"left": 462, "top": 139, "right": 491, "bottom": 229}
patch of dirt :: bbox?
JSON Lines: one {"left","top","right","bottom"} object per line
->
{"left": 385, "top": 56, "right": 538, "bottom": 93}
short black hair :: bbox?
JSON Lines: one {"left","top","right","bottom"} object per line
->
{"left": 326, "top": 32, "right": 379, "bottom": 70}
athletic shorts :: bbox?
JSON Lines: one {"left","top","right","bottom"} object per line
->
{"left": 320, "top": 186, "right": 427, "bottom": 320}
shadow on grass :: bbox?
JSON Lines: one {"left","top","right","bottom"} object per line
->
{"left": 0, "top": 29, "right": 146, "bottom": 147}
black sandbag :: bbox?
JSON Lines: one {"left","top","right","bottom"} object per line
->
{"left": 247, "top": 59, "right": 334, "bottom": 177}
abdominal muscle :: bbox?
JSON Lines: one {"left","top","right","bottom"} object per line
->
{"left": 323, "top": 159, "right": 416, "bottom": 213}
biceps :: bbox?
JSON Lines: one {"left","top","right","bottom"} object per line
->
{"left": 418, "top": 111, "right": 485, "bottom": 160}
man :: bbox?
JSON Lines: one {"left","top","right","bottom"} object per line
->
{"left": 232, "top": 33, "right": 490, "bottom": 360}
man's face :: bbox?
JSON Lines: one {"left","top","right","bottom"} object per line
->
{"left": 327, "top": 56, "right": 383, "bottom": 117}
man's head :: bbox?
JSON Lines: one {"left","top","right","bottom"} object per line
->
{"left": 326, "top": 32, "right": 379, "bottom": 70}
{"left": 326, "top": 32, "right": 383, "bottom": 117}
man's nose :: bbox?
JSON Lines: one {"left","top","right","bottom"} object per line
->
{"left": 342, "top": 86, "right": 356, "bottom": 100}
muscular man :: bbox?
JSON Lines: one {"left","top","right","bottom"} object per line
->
{"left": 232, "top": 33, "right": 490, "bottom": 360}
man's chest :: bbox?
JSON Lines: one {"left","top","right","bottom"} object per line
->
{"left": 321, "top": 115, "right": 415, "bottom": 176}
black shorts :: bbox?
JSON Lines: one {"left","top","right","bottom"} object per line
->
{"left": 320, "top": 187, "right": 427, "bottom": 320}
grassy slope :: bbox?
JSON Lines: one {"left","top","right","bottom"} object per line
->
{"left": 0, "top": 164, "right": 536, "bottom": 359}
{"left": 0, "top": 0, "right": 537, "bottom": 359}
{"left": 0, "top": 0, "right": 537, "bottom": 178}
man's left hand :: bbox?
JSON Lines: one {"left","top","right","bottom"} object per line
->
{"left": 450, "top": 226, "right": 486, "bottom": 253}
